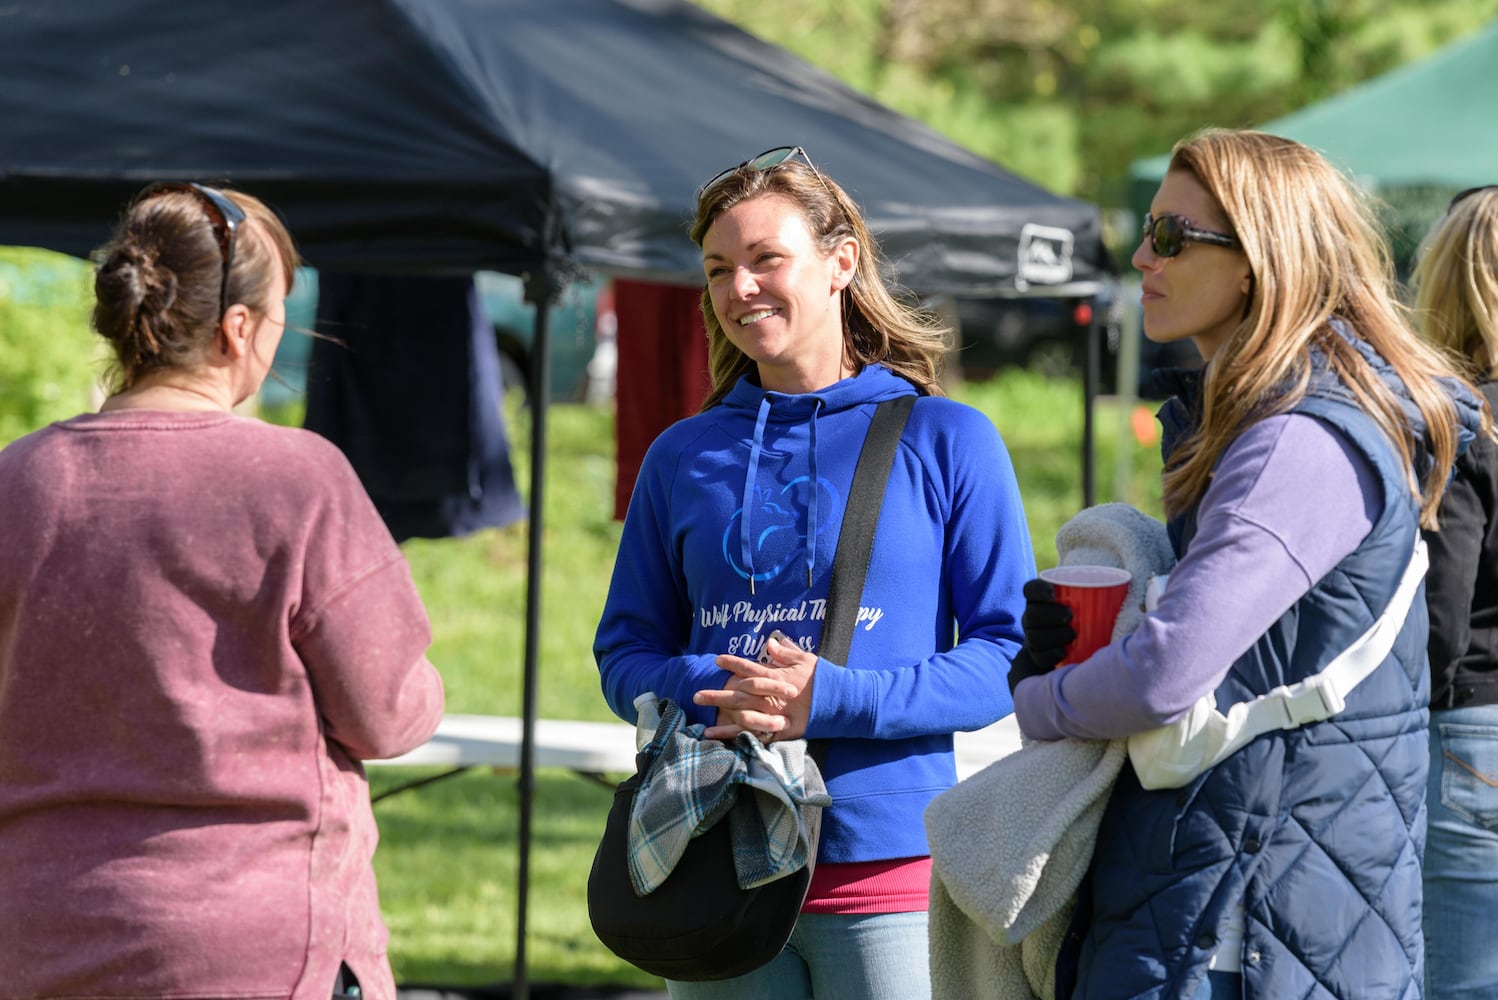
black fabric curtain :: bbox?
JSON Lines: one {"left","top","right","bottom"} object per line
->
{"left": 304, "top": 273, "right": 525, "bottom": 541}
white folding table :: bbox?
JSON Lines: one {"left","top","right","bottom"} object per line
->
{"left": 367, "top": 711, "right": 1024, "bottom": 798}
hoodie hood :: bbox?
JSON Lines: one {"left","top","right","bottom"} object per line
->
{"left": 720, "top": 363, "right": 917, "bottom": 418}
{"left": 719, "top": 365, "right": 916, "bottom": 593}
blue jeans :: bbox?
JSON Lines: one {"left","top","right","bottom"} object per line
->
{"left": 664, "top": 911, "right": 928, "bottom": 1000}
{"left": 1424, "top": 704, "right": 1498, "bottom": 999}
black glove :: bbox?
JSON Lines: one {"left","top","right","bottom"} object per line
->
{"left": 1007, "top": 577, "right": 1076, "bottom": 696}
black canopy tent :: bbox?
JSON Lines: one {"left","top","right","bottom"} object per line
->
{"left": 0, "top": 0, "right": 1111, "bottom": 993}
{"left": 0, "top": 0, "right": 1110, "bottom": 291}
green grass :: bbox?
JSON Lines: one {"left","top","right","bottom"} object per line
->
{"left": 368, "top": 399, "right": 642, "bottom": 989}
{"left": 370, "top": 769, "right": 630, "bottom": 987}
{"left": 398, "top": 401, "right": 625, "bottom": 724}
{"left": 370, "top": 373, "right": 1167, "bottom": 989}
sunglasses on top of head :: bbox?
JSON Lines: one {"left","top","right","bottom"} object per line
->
{"left": 1448, "top": 185, "right": 1498, "bottom": 214}
{"left": 697, "top": 145, "right": 823, "bottom": 200}
{"left": 1141, "top": 212, "right": 1240, "bottom": 259}
{"left": 132, "top": 181, "right": 247, "bottom": 319}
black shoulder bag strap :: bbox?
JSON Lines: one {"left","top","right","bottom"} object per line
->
{"left": 819, "top": 394, "right": 915, "bottom": 666}
{"left": 805, "top": 394, "right": 912, "bottom": 765}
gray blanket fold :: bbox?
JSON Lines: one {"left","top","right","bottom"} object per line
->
{"left": 926, "top": 503, "right": 1176, "bottom": 998}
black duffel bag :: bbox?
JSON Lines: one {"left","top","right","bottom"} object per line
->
{"left": 585, "top": 733, "right": 823, "bottom": 981}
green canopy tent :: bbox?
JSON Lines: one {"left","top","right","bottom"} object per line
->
{"left": 1127, "top": 18, "right": 1498, "bottom": 221}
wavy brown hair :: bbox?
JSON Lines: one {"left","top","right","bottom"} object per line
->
{"left": 91, "top": 185, "right": 300, "bottom": 392}
{"left": 1412, "top": 187, "right": 1498, "bottom": 380}
{"left": 688, "top": 154, "right": 949, "bottom": 410}
{"left": 1160, "top": 129, "right": 1468, "bottom": 529}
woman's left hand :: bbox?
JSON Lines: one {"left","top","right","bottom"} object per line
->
{"left": 696, "top": 633, "right": 816, "bottom": 743}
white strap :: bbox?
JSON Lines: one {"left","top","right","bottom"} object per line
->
{"left": 1128, "top": 537, "right": 1428, "bottom": 790}
{"left": 1238, "top": 536, "right": 1427, "bottom": 736}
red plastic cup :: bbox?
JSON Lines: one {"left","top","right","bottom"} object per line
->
{"left": 1038, "top": 565, "right": 1132, "bottom": 666}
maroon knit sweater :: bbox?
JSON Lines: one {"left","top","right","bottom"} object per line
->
{"left": 0, "top": 410, "right": 444, "bottom": 999}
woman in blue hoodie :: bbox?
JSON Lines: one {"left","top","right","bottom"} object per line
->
{"left": 593, "top": 146, "right": 1035, "bottom": 998}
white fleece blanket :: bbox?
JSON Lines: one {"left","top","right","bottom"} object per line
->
{"left": 926, "top": 503, "right": 1175, "bottom": 999}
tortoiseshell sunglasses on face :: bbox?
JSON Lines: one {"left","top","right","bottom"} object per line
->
{"left": 1140, "top": 212, "right": 1240, "bottom": 258}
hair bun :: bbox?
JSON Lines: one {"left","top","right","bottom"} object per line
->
{"left": 139, "top": 266, "right": 179, "bottom": 315}
{"left": 93, "top": 241, "right": 177, "bottom": 354}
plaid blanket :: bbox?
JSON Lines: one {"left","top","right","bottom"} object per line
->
{"left": 627, "top": 698, "right": 830, "bottom": 896}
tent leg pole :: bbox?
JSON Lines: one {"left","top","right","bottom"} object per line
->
{"left": 1083, "top": 300, "right": 1098, "bottom": 508}
{"left": 515, "top": 286, "right": 553, "bottom": 1000}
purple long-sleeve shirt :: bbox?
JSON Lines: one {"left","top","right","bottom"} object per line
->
{"left": 1014, "top": 412, "right": 1383, "bottom": 741}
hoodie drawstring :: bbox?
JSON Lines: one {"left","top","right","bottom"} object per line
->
{"left": 740, "top": 397, "right": 773, "bottom": 596}
{"left": 805, "top": 401, "right": 821, "bottom": 587}
{"left": 739, "top": 395, "right": 823, "bottom": 594}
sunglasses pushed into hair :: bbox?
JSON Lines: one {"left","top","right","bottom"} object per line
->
{"left": 1141, "top": 212, "right": 1240, "bottom": 259}
{"left": 132, "top": 181, "right": 246, "bottom": 318}
{"left": 697, "top": 145, "right": 823, "bottom": 200}
{"left": 1448, "top": 185, "right": 1498, "bottom": 214}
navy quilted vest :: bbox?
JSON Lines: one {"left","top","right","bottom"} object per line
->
{"left": 1067, "top": 366, "right": 1429, "bottom": 999}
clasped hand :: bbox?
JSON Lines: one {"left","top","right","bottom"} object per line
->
{"left": 694, "top": 633, "right": 814, "bottom": 742}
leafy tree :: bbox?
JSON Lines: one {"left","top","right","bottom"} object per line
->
{"left": 693, "top": 0, "right": 1498, "bottom": 214}
{"left": 0, "top": 249, "right": 101, "bottom": 447}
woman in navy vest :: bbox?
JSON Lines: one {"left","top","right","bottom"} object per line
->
{"left": 1009, "top": 129, "right": 1485, "bottom": 998}
{"left": 1411, "top": 184, "right": 1498, "bottom": 999}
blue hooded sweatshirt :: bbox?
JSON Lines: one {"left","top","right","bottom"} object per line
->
{"left": 594, "top": 364, "right": 1034, "bottom": 862}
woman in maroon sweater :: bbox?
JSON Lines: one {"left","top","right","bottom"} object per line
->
{"left": 0, "top": 183, "right": 444, "bottom": 999}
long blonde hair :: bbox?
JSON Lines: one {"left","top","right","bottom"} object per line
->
{"left": 1412, "top": 187, "right": 1498, "bottom": 379}
{"left": 1161, "top": 129, "right": 1466, "bottom": 528}
{"left": 688, "top": 155, "right": 949, "bottom": 410}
